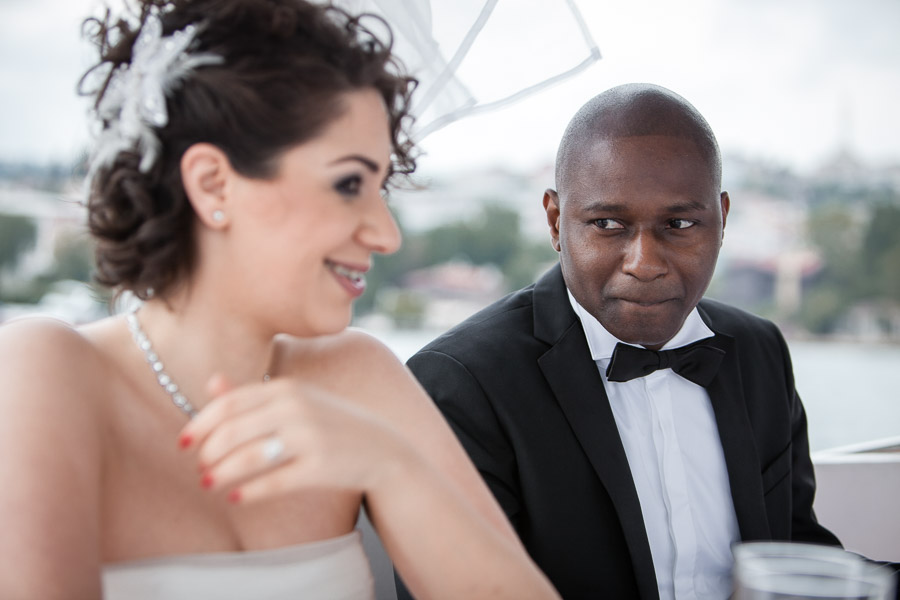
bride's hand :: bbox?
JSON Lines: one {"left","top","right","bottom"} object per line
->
{"left": 178, "top": 373, "right": 412, "bottom": 503}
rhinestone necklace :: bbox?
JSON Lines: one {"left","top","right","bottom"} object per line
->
{"left": 126, "top": 309, "right": 271, "bottom": 419}
{"left": 127, "top": 309, "right": 199, "bottom": 418}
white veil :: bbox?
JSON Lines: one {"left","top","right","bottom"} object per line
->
{"left": 333, "top": 0, "right": 601, "bottom": 141}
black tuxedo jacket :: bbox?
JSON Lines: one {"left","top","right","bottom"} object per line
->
{"left": 406, "top": 264, "right": 839, "bottom": 599}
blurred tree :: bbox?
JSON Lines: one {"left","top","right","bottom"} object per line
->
{"left": 861, "top": 204, "right": 900, "bottom": 302}
{"left": 355, "top": 202, "right": 558, "bottom": 317}
{"left": 50, "top": 230, "right": 95, "bottom": 283}
{"left": 503, "top": 238, "right": 558, "bottom": 290}
{"left": 802, "top": 204, "right": 864, "bottom": 333}
{"left": 0, "top": 214, "right": 37, "bottom": 297}
{"left": 877, "top": 244, "right": 900, "bottom": 302}
{"left": 807, "top": 205, "right": 864, "bottom": 289}
{"left": 802, "top": 197, "right": 900, "bottom": 334}
{"left": 420, "top": 203, "right": 520, "bottom": 267}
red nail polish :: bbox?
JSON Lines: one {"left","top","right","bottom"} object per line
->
{"left": 179, "top": 434, "right": 193, "bottom": 449}
{"left": 228, "top": 489, "right": 242, "bottom": 504}
{"left": 201, "top": 473, "right": 214, "bottom": 489}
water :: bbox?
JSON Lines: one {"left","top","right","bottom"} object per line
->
{"left": 790, "top": 340, "right": 900, "bottom": 452}
{"left": 369, "top": 329, "right": 900, "bottom": 453}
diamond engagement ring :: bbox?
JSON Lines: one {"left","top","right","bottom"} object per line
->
{"left": 262, "top": 437, "right": 285, "bottom": 463}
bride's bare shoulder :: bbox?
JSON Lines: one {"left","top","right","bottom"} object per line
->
{"left": 283, "top": 327, "right": 398, "bottom": 366}
{"left": 0, "top": 316, "right": 114, "bottom": 406}
{"left": 0, "top": 314, "right": 103, "bottom": 356}
{"left": 278, "top": 328, "right": 419, "bottom": 398}
{"left": 0, "top": 315, "right": 86, "bottom": 357}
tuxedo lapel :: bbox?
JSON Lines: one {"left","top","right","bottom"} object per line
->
{"left": 534, "top": 266, "right": 659, "bottom": 599}
{"left": 698, "top": 304, "right": 772, "bottom": 540}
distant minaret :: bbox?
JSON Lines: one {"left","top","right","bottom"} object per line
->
{"left": 821, "top": 93, "right": 860, "bottom": 179}
{"left": 836, "top": 93, "right": 853, "bottom": 159}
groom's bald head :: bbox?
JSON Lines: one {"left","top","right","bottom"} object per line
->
{"left": 555, "top": 83, "right": 722, "bottom": 197}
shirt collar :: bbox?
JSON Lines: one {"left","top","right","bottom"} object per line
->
{"left": 567, "top": 290, "right": 714, "bottom": 362}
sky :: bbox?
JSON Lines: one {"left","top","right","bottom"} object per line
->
{"left": 2, "top": 0, "right": 900, "bottom": 176}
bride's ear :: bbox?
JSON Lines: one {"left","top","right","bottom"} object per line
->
{"left": 181, "top": 143, "right": 233, "bottom": 229}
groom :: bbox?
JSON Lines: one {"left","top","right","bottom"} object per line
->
{"left": 402, "top": 84, "right": 840, "bottom": 598}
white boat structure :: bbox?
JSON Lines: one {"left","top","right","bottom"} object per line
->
{"left": 813, "top": 435, "right": 900, "bottom": 562}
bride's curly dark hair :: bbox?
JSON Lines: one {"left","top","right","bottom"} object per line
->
{"left": 79, "top": 0, "right": 417, "bottom": 300}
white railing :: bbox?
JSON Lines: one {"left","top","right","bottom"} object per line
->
{"left": 813, "top": 435, "right": 900, "bottom": 562}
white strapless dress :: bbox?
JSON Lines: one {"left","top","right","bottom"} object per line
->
{"left": 102, "top": 531, "right": 375, "bottom": 599}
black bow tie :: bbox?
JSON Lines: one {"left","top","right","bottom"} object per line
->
{"left": 606, "top": 337, "right": 726, "bottom": 387}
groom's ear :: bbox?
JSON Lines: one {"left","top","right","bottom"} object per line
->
{"left": 544, "top": 189, "right": 562, "bottom": 252}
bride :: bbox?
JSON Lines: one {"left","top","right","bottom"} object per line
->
{"left": 0, "top": 1, "right": 559, "bottom": 598}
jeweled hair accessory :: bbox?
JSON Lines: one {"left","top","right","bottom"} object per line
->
{"left": 88, "top": 13, "right": 222, "bottom": 178}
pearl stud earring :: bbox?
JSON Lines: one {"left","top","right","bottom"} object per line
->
{"left": 212, "top": 210, "right": 225, "bottom": 222}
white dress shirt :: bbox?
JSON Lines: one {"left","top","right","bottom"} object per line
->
{"left": 568, "top": 292, "right": 740, "bottom": 600}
